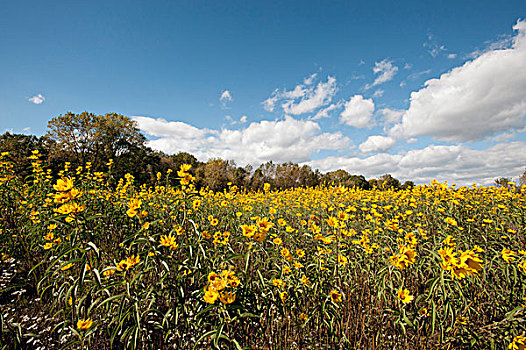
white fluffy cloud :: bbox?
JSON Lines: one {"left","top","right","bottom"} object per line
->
{"left": 340, "top": 95, "right": 375, "bottom": 128}
{"left": 379, "top": 108, "right": 404, "bottom": 124}
{"left": 133, "top": 115, "right": 350, "bottom": 166}
{"left": 391, "top": 20, "right": 526, "bottom": 142}
{"left": 308, "top": 141, "right": 526, "bottom": 185}
{"left": 365, "top": 59, "right": 398, "bottom": 90}
{"left": 359, "top": 135, "right": 396, "bottom": 153}
{"left": 28, "top": 93, "right": 45, "bottom": 104}
{"left": 263, "top": 75, "right": 337, "bottom": 115}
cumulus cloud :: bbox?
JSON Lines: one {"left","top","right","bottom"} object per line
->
{"left": 308, "top": 141, "right": 526, "bottom": 185}
{"left": 365, "top": 59, "right": 398, "bottom": 90}
{"left": 390, "top": 20, "right": 526, "bottom": 142}
{"left": 28, "top": 93, "right": 45, "bottom": 104}
{"left": 220, "top": 90, "right": 233, "bottom": 108}
{"left": 239, "top": 115, "right": 248, "bottom": 123}
{"left": 359, "top": 135, "right": 396, "bottom": 153}
{"left": 379, "top": 108, "right": 404, "bottom": 124}
{"left": 340, "top": 95, "right": 375, "bottom": 128}
{"left": 133, "top": 115, "right": 350, "bottom": 166}
{"left": 263, "top": 75, "right": 337, "bottom": 115}
{"left": 133, "top": 116, "right": 211, "bottom": 152}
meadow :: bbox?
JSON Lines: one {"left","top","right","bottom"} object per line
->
{"left": 0, "top": 150, "right": 525, "bottom": 349}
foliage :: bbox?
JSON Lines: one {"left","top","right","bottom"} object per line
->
{"left": 45, "top": 112, "right": 157, "bottom": 183}
{"left": 1, "top": 151, "right": 526, "bottom": 349}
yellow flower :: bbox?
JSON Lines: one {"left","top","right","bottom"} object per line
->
{"left": 279, "top": 291, "right": 288, "bottom": 303}
{"left": 459, "top": 249, "right": 484, "bottom": 275}
{"left": 179, "top": 164, "right": 192, "bottom": 172}
{"left": 273, "top": 237, "right": 283, "bottom": 245}
{"left": 60, "top": 263, "right": 74, "bottom": 271}
{"left": 160, "top": 233, "right": 178, "bottom": 250}
{"left": 301, "top": 275, "right": 310, "bottom": 286}
{"left": 272, "top": 278, "right": 286, "bottom": 288}
{"left": 337, "top": 255, "right": 348, "bottom": 265}
{"left": 509, "top": 335, "right": 526, "bottom": 350}
{"left": 282, "top": 265, "right": 291, "bottom": 274}
{"left": 241, "top": 224, "right": 256, "bottom": 238}
{"left": 444, "top": 217, "right": 457, "bottom": 226}
{"left": 418, "top": 308, "right": 429, "bottom": 317}
{"left": 43, "top": 242, "right": 53, "bottom": 250}
{"left": 442, "top": 235, "right": 456, "bottom": 247}
{"left": 330, "top": 290, "right": 342, "bottom": 303}
{"left": 280, "top": 247, "right": 292, "bottom": 261}
{"left": 456, "top": 315, "right": 468, "bottom": 325}
{"left": 219, "top": 291, "right": 236, "bottom": 305}
{"left": 502, "top": 248, "right": 517, "bottom": 263}
{"left": 77, "top": 318, "right": 93, "bottom": 330}
{"left": 257, "top": 217, "right": 274, "bottom": 233}
{"left": 127, "top": 255, "right": 140, "bottom": 266}
{"left": 203, "top": 287, "right": 219, "bottom": 304}
{"left": 326, "top": 217, "right": 338, "bottom": 228}
{"left": 253, "top": 231, "right": 266, "bottom": 242}
{"left": 116, "top": 259, "right": 131, "bottom": 271}
{"left": 53, "top": 178, "right": 74, "bottom": 192}
{"left": 473, "top": 245, "right": 484, "bottom": 253}
{"left": 389, "top": 245, "right": 416, "bottom": 270}
{"left": 103, "top": 268, "right": 116, "bottom": 276}
{"left": 296, "top": 249, "right": 306, "bottom": 258}
{"left": 397, "top": 288, "right": 413, "bottom": 304}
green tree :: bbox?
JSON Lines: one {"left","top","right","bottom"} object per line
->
{"left": 377, "top": 174, "right": 400, "bottom": 190}
{"left": 322, "top": 170, "right": 369, "bottom": 189}
{"left": 44, "top": 112, "right": 162, "bottom": 183}
{"left": 250, "top": 161, "right": 276, "bottom": 190}
{"left": 197, "top": 158, "right": 238, "bottom": 191}
{"left": 45, "top": 112, "right": 146, "bottom": 171}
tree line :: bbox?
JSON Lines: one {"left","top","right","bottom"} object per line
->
{"left": 3, "top": 112, "right": 521, "bottom": 191}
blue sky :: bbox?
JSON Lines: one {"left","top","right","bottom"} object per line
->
{"left": 1, "top": 0, "right": 526, "bottom": 184}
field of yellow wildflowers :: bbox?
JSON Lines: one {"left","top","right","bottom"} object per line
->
{"left": 1, "top": 150, "right": 525, "bottom": 349}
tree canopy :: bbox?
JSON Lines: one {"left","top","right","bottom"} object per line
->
{"left": 45, "top": 112, "right": 146, "bottom": 170}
